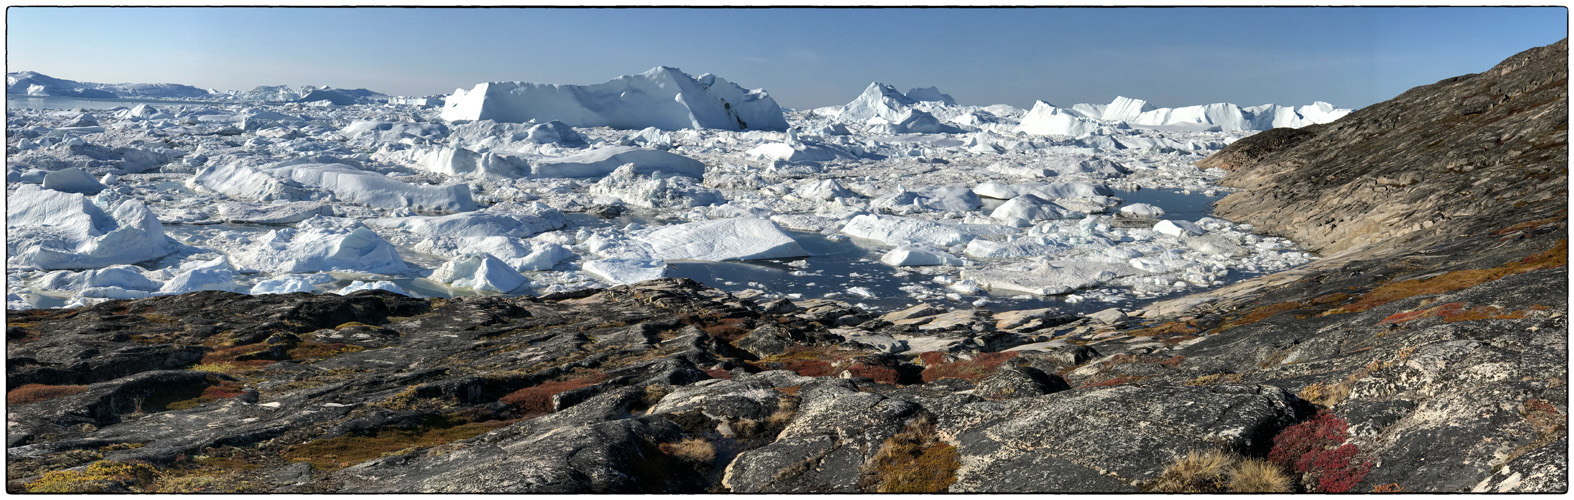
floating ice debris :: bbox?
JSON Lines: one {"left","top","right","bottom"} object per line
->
{"left": 1154, "top": 219, "right": 1205, "bottom": 237}
{"left": 880, "top": 245, "right": 964, "bottom": 267}
{"left": 337, "top": 280, "right": 411, "bottom": 296}
{"left": 639, "top": 218, "right": 808, "bottom": 262}
{"left": 7, "top": 184, "right": 173, "bottom": 270}
{"left": 229, "top": 216, "right": 408, "bottom": 275}
{"left": 532, "top": 146, "right": 705, "bottom": 179}
{"left": 41, "top": 167, "right": 107, "bottom": 195}
{"left": 430, "top": 253, "right": 529, "bottom": 293}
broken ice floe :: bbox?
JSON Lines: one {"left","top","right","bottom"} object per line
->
{"left": 6, "top": 70, "right": 1337, "bottom": 312}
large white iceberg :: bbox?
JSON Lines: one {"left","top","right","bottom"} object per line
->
{"left": 7, "top": 184, "right": 173, "bottom": 269}
{"left": 638, "top": 218, "right": 807, "bottom": 262}
{"left": 837, "top": 82, "right": 918, "bottom": 123}
{"left": 1016, "top": 101, "right": 1103, "bottom": 137}
{"left": 439, "top": 66, "right": 787, "bottom": 131}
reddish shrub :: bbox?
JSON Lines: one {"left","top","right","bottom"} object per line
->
{"left": 703, "top": 368, "right": 734, "bottom": 380}
{"left": 201, "top": 343, "right": 271, "bottom": 364}
{"left": 920, "top": 351, "right": 1018, "bottom": 383}
{"left": 1080, "top": 375, "right": 1144, "bottom": 388}
{"left": 1269, "top": 412, "right": 1373, "bottom": 492}
{"left": 499, "top": 373, "right": 607, "bottom": 415}
{"left": 780, "top": 359, "right": 836, "bottom": 377}
{"left": 703, "top": 318, "right": 752, "bottom": 342}
{"left": 7, "top": 384, "right": 87, "bottom": 405}
{"left": 200, "top": 383, "right": 244, "bottom": 400}
{"left": 845, "top": 362, "right": 900, "bottom": 385}
{"left": 917, "top": 351, "right": 948, "bottom": 366}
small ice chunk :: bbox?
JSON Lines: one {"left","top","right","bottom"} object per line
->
{"left": 582, "top": 257, "right": 666, "bottom": 285}
{"left": 42, "top": 167, "right": 108, "bottom": 195}
{"left": 880, "top": 245, "right": 964, "bottom": 267}
{"left": 230, "top": 216, "right": 408, "bottom": 275}
{"left": 158, "top": 257, "right": 241, "bottom": 295}
{"left": 794, "top": 179, "right": 857, "bottom": 201}
{"left": 1153, "top": 219, "right": 1204, "bottom": 237}
{"left": 218, "top": 201, "right": 333, "bottom": 225}
{"left": 639, "top": 218, "right": 807, "bottom": 262}
{"left": 430, "top": 253, "right": 529, "bottom": 292}
{"left": 990, "top": 194, "right": 1075, "bottom": 227}
{"left": 1118, "top": 203, "right": 1166, "bottom": 218}
{"left": 337, "top": 280, "right": 410, "bottom": 296}
{"left": 251, "top": 274, "right": 330, "bottom": 295}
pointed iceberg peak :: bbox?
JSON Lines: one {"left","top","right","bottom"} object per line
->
{"left": 905, "top": 86, "right": 956, "bottom": 106}
{"left": 838, "top": 82, "right": 920, "bottom": 123}
{"left": 1102, "top": 96, "right": 1157, "bottom": 122}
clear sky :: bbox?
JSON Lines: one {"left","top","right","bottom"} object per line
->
{"left": 6, "top": 6, "right": 1567, "bottom": 110}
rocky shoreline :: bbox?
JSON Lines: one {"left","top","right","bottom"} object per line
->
{"left": 6, "top": 40, "right": 1568, "bottom": 493}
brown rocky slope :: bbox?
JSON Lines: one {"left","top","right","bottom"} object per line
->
{"left": 1206, "top": 39, "right": 1566, "bottom": 256}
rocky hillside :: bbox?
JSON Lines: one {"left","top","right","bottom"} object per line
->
{"left": 1206, "top": 39, "right": 1567, "bottom": 256}
{"left": 6, "top": 41, "right": 1568, "bottom": 493}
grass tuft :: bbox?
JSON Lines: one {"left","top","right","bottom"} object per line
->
{"left": 1228, "top": 457, "right": 1293, "bottom": 492}
{"left": 658, "top": 438, "right": 716, "bottom": 464}
{"left": 7, "top": 384, "right": 87, "bottom": 405}
{"left": 860, "top": 414, "right": 959, "bottom": 493}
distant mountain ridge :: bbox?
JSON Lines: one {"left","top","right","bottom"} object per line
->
{"left": 6, "top": 71, "right": 212, "bottom": 99}
{"left": 6, "top": 71, "right": 387, "bottom": 104}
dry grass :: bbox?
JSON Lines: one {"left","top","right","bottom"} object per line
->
{"left": 1145, "top": 449, "right": 1234, "bottom": 492}
{"left": 280, "top": 415, "right": 514, "bottom": 470}
{"left": 1147, "top": 450, "right": 1293, "bottom": 493}
{"left": 1228, "top": 457, "right": 1294, "bottom": 493}
{"left": 860, "top": 414, "right": 959, "bottom": 493}
{"left": 8, "top": 384, "right": 88, "bottom": 405}
{"left": 659, "top": 438, "right": 716, "bottom": 464}
{"left": 764, "top": 396, "right": 799, "bottom": 430}
{"left": 1186, "top": 373, "right": 1245, "bottom": 386}
{"left": 1331, "top": 239, "right": 1566, "bottom": 314}
{"left": 1221, "top": 302, "right": 1306, "bottom": 331}
{"left": 25, "top": 460, "right": 159, "bottom": 493}
{"left": 1126, "top": 319, "right": 1202, "bottom": 337}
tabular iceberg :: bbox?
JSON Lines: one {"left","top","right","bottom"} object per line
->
{"left": 440, "top": 66, "right": 788, "bottom": 131}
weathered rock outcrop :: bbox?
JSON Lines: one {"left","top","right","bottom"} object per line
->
{"left": 1211, "top": 39, "right": 1567, "bottom": 255}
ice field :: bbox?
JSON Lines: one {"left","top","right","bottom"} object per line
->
{"left": 5, "top": 67, "right": 1350, "bottom": 313}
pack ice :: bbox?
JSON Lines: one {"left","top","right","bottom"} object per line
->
{"left": 6, "top": 68, "right": 1345, "bottom": 312}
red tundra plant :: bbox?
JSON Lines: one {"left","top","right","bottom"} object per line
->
{"left": 1268, "top": 411, "right": 1374, "bottom": 492}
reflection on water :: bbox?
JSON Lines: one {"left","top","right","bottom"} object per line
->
{"left": 1114, "top": 188, "right": 1220, "bottom": 222}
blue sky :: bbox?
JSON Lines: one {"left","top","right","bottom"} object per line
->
{"left": 6, "top": 7, "right": 1567, "bottom": 110}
